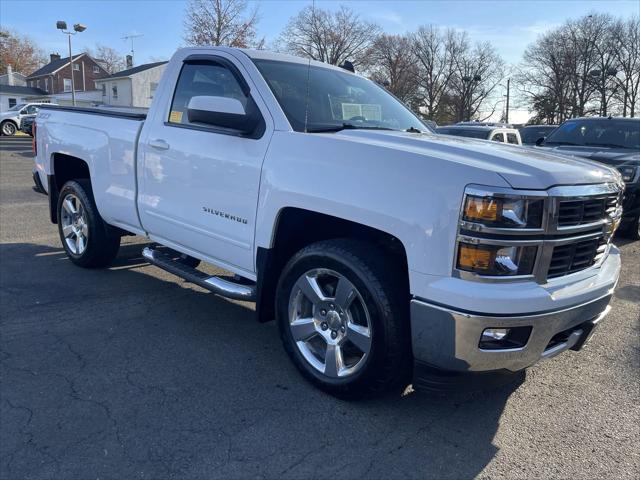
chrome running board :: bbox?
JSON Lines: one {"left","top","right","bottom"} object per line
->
{"left": 142, "top": 247, "right": 256, "bottom": 301}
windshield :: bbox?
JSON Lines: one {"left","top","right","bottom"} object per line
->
{"left": 520, "top": 126, "right": 556, "bottom": 144}
{"left": 435, "top": 127, "right": 489, "bottom": 139}
{"left": 253, "top": 59, "right": 426, "bottom": 133}
{"left": 8, "top": 103, "right": 26, "bottom": 112}
{"left": 545, "top": 119, "right": 640, "bottom": 150}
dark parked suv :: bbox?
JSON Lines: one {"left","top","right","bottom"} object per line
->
{"left": 537, "top": 117, "right": 640, "bottom": 239}
{"left": 519, "top": 125, "right": 557, "bottom": 145}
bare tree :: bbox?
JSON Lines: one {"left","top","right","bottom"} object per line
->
{"left": 517, "top": 27, "right": 577, "bottom": 123}
{"left": 278, "top": 5, "right": 380, "bottom": 67}
{"left": 0, "top": 28, "right": 47, "bottom": 76}
{"left": 84, "top": 44, "right": 126, "bottom": 74}
{"left": 183, "top": 0, "right": 262, "bottom": 48}
{"left": 611, "top": 17, "right": 640, "bottom": 117}
{"left": 517, "top": 13, "right": 637, "bottom": 122}
{"left": 411, "top": 26, "right": 462, "bottom": 122}
{"left": 365, "top": 34, "right": 418, "bottom": 104}
{"left": 447, "top": 39, "right": 505, "bottom": 122}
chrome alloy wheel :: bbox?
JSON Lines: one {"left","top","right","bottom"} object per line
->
{"left": 60, "top": 193, "right": 89, "bottom": 255}
{"left": 288, "top": 268, "right": 372, "bottom": 378}
{"left": 1, "top": 122, "right": 16, "bottom": 136}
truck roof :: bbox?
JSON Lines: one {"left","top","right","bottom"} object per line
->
{"left": 177, "top": 46, "right": 357, "bottom": 75}
{"left": 564, "top": 116, "right": 639, "bottom": 123}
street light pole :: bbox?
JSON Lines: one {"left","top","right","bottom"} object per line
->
{"left": 461, "top": 75, "right": 481, "bottom": 121}
{"left": 66, "top": 33, "right": 75, "bottom": 106}
{"left": 56, "top": 21, "right": 87, "bottom": 107}
{"left": 505, "top": 78, "right": 510, "bottom": 124}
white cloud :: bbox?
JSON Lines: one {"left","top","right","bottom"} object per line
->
{"left": 369, "top": 10, "right": 403, "bottom": 25}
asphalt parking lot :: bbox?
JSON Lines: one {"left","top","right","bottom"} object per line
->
{"left": 0, "top": 135, "right": 639, "bottom": 479}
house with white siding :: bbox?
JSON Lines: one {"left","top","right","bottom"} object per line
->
{"left": 95, "top": 61, "right": 167, "bottom": 108}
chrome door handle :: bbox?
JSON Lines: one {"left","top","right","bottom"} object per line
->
{"left": 149, "top": 139, "right": 170, "bottom": 150}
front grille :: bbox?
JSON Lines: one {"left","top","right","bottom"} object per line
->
{"left": 558, "top": 194, "right": 619, "bottom": 227}
{"left": 547, "top": 237, "right": 607, "bottom": 278}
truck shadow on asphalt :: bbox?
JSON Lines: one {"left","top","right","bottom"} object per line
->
{"left": 1, "top": 241, "right": 524, "bottom": 479}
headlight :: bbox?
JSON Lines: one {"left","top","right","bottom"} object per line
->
{"left": 457, "top": 242, "right": 537, "bottom": 276}
{"left": 617, "top": 166, "right": 637, "bottom": 183}
{"left": 462, "top": 193, "right": 543, "bottom": 228}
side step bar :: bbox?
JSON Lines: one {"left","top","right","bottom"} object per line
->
{"left": 142, "top": 247, "right": 256, "bottom": 301}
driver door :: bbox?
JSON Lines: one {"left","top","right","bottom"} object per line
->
{"left": 138, "top": 53, "right": 271, "bottom": 277}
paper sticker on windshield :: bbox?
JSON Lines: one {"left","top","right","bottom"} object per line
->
{"left": 341, "top": 103, "right": 382, "bottom": 121}
{"left": 169, "top": 110, "right": 183, "bottom": 123}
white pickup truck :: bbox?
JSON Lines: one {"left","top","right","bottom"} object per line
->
{"left": 33, "top": 47, "right": 623, "bottom": 397}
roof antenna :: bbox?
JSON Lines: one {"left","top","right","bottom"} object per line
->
{"left": 303, "top": 0, "right": 315, "bottom": 133}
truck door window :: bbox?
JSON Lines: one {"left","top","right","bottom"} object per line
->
{"left": 491, "top": 132, "right": 504, "bottom": 142}
{"left": 507, "top": 133, "right": 519, "bottom": 144}
{"left": 169, "top": 62, "right": 249, "bottom": 127}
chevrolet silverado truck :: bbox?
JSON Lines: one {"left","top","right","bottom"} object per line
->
{"left": 32, "top": 47, "right": 623, "bottom": 397}
{"left": 535, "top": 116, "right": 640, "bottom": 240}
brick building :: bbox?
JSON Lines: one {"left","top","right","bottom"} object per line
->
{"left": 26, "top": 53, "right": 109, "bottom": 94}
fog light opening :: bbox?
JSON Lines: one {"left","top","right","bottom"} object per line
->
{"left": 479, "top": 326, "right": 532, "bottom": 350}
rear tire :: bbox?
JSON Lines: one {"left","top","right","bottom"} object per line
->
{"left": 276, "top": 239, "right": 410, "bottom": 398}
{"left": 57, "top": 180, "right": 121, "bottom": 268}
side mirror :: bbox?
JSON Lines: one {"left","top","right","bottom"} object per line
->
{"left": 535, "top": 136, "right": 546, "bottom": 146}
{"left": 187, "top": 96, "right": 257, "bottom": 134}
{"left": 20, "top": 109, "right": 27, "bottom": 115}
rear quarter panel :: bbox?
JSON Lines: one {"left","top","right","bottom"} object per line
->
{"left": 36, "top": 110, "right": 144, "bottom": 234}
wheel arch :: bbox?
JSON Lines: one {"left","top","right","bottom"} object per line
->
{"left": 255, "top": 207, "right": 410, "bottom": 323}
{"left": 49, "top": 153, "right": 91, "bottom": 223}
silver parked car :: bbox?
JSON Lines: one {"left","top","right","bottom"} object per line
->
{"left": 0, "top": 103, "right": 54, "bottom": 136}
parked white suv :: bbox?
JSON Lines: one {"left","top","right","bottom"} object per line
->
{"left": 32, "top": 47, "right": 622, "bottom": 398}
{"left": 0, "top": 102, "right": 54, "bottom": 136}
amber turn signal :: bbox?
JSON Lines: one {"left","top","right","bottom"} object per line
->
{"left": 458, "top": 244, "right": 494, "bottom": 271}
{"left": 463, "top": 196, "right": 500, "bottom": 222}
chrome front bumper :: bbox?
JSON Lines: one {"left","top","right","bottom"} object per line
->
{"left": 410, "top": 293, "right": 612, "bottom": 373}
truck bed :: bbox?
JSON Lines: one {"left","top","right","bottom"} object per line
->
{"left": 35, "top": 104, "right": 147, "bottom": 235}
{"left": 39, "top": 104, "right": 148, "bottom": 120}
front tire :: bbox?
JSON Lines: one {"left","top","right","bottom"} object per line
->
{"left": 276, "top": 239, "right": 410, "bottom": 398}
{"left": 623, "top": 215, "right": 640, "bottom": 240}
{"left": 1, "top": 121, "right": 17, "bottom": 136}
{"left": 57, "top": 180, "right": 121, "bottom": 268}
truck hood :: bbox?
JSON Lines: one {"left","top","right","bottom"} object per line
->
{"left": 536, "top": 145, "right": 640, "bottom": 168}
{"left": 332, "top": 130, "right": 619, "bottom": 190}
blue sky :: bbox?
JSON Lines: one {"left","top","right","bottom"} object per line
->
{"left": 2, "top": 0, "right": 638, "bottom": 121}
{"left": 2, "top": 0, "right": 637, "bottom": 66}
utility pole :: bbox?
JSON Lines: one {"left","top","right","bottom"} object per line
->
{"left": 505, "top": 78, "right": 510, "bottom": 124}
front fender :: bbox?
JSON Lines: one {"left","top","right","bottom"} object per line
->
{"left": 255, "top": 131, "right": 510, "bottom": 280}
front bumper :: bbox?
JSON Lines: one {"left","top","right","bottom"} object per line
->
{"left": 410, "top": 294, "right": 612, "bottom": 373}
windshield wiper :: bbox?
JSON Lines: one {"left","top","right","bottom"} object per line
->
{"left": 585, "top": 142, "right": 630, "bottom": 149}
{"left": 544, "top": 141, "right": 579, "bottom": 146}
{"left": 306, "top": 123, "right": 396, "bottom": 133}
